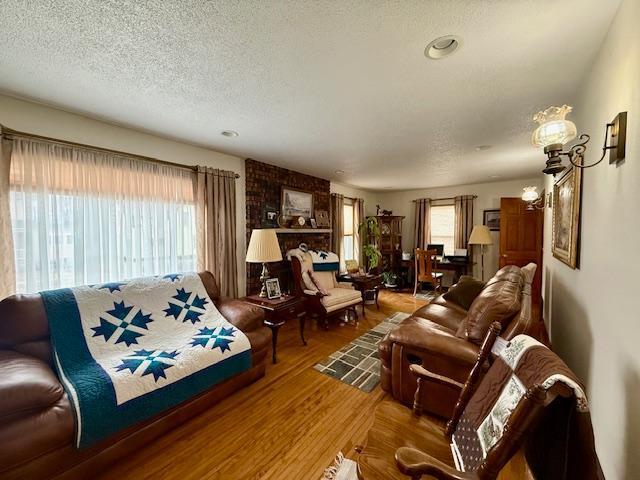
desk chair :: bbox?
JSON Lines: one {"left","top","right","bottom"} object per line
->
{"left": 414, "top": 248, "right": 444, "bottom": 296}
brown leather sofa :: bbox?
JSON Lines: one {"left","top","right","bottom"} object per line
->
{"left": 0, "top": 272, "right": 271, "bottom": 480}
{"left": 379, "top": 264, "right": 536, "bottom": 419}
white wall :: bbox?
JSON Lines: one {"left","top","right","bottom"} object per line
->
{"left": 0, "top": 94, "right": 248, "bottom": 295}
{"left": 374, "top": 177, "right": 542, "bottom": 280}
{"left": 541, "top": 0, "right": 639, "bottom": 477}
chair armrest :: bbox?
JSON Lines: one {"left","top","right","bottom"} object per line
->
{"left": 410, "top": 364, "right": 464, "bottom": 390}
{"left": 217, "top": 298, "right": 265, "bottom": 331}
{"left": 388, "top": 318, "right": 481, "bottom": 367}
{"left": 335, "top": 282, "right": 355, "bottom": 289}
{"left": 0, "top": 350, "right": 64, "bottom": 420}
{"left": 395, "top": 447, "right": 477, "bottom": 480}
{"left": 303, "top": 289, "right": 323, "bottom": 297}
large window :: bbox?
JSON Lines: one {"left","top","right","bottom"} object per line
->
{"left": 9, "top": 139, "right": 198, "bottom": 293}
{"left": 430, "top": 204, "right": 455, "bottom": 255}
{"left": 343, "top": 201, "right": 355, "bottom": 261}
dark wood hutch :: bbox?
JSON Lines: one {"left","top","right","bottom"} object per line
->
{"left": 367, "top": 215, "right": 404, "bottom": 273}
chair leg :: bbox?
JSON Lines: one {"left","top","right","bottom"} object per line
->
{"left": 413, "top": 279, "right": 419, "bottom": 297}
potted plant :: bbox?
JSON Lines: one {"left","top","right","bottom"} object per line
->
{"left": 359, "top": 217, "right": 381, "bottom": 273}
{"left": 381, "top": 271, "right": 399, "bottom": 288}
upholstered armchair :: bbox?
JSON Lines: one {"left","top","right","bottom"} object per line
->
{"left": 290, "top": 253, "right": 364, "bottom": 329}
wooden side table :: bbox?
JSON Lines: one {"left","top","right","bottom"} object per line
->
{"left": 338, "top": 274, "right": 383, "bottom": 309}
{"left": 240, "top": 294, "right": 307, "bottom": 364}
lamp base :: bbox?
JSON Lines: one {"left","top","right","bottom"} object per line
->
{"left": 543, "top": 144, "right": 566, "bottom": 175}
{"left": 259, "top": 263, "right": 269, "bottom": 298}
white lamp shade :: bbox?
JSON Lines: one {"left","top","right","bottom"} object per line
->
{"left": 468, "top": 225, "right": 493, "bottom": 245}
{"left": 522, "top": 186, "right": 539, "bottom": 202}
{"left": 246, "top": 229, "right": 283, "bottom": 263}
{"left": 531, "top": 105, "right": 577, "bottom": 147}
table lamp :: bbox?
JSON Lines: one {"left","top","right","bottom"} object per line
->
{"left": 468, "top": 225, "right": 493, "bottom": 281}
{"left": 246, "top": 229, "right": 283, "bottom": 297}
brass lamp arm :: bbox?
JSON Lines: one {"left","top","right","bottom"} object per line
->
{"left": 566, "top": 120, "right": 621, "bottom": 169}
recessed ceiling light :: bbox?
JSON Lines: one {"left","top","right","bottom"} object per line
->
{"left": 425, "top": 35, "right": 461, "bottom": 59}
{"left": 489, "top": 175, "right": 502, "bottom": 179}
{"left": 334, "top": 170, "right": 345, "bottom": 174}
{"left": 221, "top": 130, "right": 239, "bottom": 137}
{"left": 475, "top": 145, "right": 492, "bottom": 151}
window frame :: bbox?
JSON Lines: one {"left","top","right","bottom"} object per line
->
{"left": 342, "top": 199, "right": 355, "bottom": 262}
{"left": 429, "top": 202, "right": 456, "bottom": 256}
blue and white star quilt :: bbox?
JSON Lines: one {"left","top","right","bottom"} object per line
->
{"left": 41, "top": 273, "right": 252, "bottom": 448}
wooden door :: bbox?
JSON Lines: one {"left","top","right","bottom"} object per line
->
{"left": 499, "top": 198, "right": 544, "bottom": 305}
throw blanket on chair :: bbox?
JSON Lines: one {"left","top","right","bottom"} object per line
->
{"left": 41, "top": 273, "right": 252, "bottom": 448}
{"left": 286, "top": 248, "right": 340, "bottom": 271}
{"left": 451, "top": 334, "right": 603, "bottom": 479}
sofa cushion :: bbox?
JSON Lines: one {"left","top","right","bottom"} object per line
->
{"left": 0, "top": 350, "right": 65, "bottom": 420}
{"left": 412, "top": 302, "right": 466, "bottom": 332}
{"left": 464, "top": 268, "right": 524, "bottom": 344}
{"left": 443, "top": 275, "right": 485, "bottom": 310}
{"left": 216, "top": 298, "right": 266, "bottom": 332}
{"left": 320, "top": 287, "right": 362, "bottom": 309}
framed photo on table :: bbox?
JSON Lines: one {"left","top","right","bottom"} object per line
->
{"left": 552, "top": 164, "right": 582, "bottom": 269}
{"left": 265, "top": 278, "right": 282, "bottom": 299}
{"left": 281, "top": 187, "right": 314, "bottom": 221}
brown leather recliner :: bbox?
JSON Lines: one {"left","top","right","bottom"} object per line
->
{"left": 0, "top": 272, "right": 271, "bottom": 480}
{"left": 379, "top": 264, "right": 537, "bottom": 419}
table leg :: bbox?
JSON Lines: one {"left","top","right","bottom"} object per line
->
{"left": 299, "top": 315, "right": 307, "bottom": 346}
{"left": 270, "top": 324, "right": 281, "bottom": 364}
{"left": 375, "top": 287, "right": 380, "bottom": 310}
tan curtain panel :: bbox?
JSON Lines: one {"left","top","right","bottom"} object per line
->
{"left": 9, "top": 142, "right": 195, "bottom": 203}
{"left": 454, "top": 195, "right": 475, "bottom": 249}
{"left": 0, "top": 134, "right": 15, "bottom": 299}
{"left": 330, "top": 193, "right": 345, "bottom": 271}
{"left": 353, "top": 198, "right": 365, "bottom": 265}
{"left": 414, "top": 198, "right": 431, "bottom": 249}
{"left": 196, "top": 167, "right": 238, "bottom": 298}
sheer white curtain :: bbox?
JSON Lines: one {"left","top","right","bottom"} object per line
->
{"left": 9, "top": 139, "right": 197, "bottom": 293}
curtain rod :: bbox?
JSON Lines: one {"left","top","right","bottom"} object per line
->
{"left": 412, "top": 195, "right": 477, "bottom": 202}
{"left": 0, "top": 125, "right": 241, "bottom": 179}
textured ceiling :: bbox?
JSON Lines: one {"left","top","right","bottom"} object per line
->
{"left": 0, "top": 0, "right": 621, "bottom": 190}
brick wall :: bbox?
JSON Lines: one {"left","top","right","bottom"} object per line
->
{"left": 245, "top": 158, "right": 331, "bottom": 295}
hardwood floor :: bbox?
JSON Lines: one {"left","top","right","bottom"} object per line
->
{"left": 97, "top": 291, "right": 531, "bottom": 480}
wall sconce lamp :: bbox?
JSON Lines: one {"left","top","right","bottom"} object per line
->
{"left": 521, "top": 186, "right": 550, "bottom": 210}
{"left": 532, "top": 105, "right": 627, "bottom": 176}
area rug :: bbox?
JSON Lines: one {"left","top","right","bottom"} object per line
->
{"left": 313, "top": 312, "right": 410, "bottom": 392}
{"left": 414, "top": 290, "right": 440, "bottom": 302}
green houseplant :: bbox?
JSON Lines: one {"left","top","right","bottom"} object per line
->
{"left": 381, "top": 271, "right": 399, "bottom": 287}
{"left": 359, "top": 217, "right": 381, "bottom": 273}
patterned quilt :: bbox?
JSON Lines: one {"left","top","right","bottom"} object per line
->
{"left": 41, "top": 273, "right": 252, "bottom": 448}
{"left": 449, "top": 334, "right": 602, "bottom": 479}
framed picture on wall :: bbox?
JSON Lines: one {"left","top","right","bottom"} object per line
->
{"left": 281, "top": 187, "right": 314, "bottom": 220}
{"left": 552, "top": 164, "right": 582, "bottom": 269}
{"left": 315, "top": 210, "right": 330, "bottom": 228}
{"left": 483, "top": 209, "right": 501, "bottom": 231}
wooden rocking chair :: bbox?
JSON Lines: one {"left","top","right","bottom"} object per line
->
{"left": 357, "top": 323, "right": 575, "bottom": 479}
